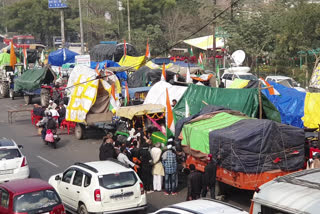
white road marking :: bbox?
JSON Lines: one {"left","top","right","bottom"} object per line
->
{"left": 37, "top": 156, "right": 59, "bottom": 168}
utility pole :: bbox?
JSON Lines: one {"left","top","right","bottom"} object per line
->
{"left": 212, "top": 0, "right": 216, "bottom": 73}
{"left": 61, "top": 9, "right": 65, "bottom": 48}
{"left": 2, "top": 0, "right": 7, "bottom": 34}
{"left": 78, "top": 0, "right": 84, "bottom": 54}
{"left": 127, "top": 0, "right": 131, "bottom": 43}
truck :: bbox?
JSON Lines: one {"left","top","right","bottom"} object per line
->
{"left": 4, "top": 35, "right": 35, "bottom": 49}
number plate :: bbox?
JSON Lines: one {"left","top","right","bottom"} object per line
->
{"left": 0, "top": 169, "right": 13, "bottom": 175}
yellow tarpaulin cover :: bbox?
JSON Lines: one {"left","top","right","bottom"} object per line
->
{"left": 118, "top": 55, "right": 146, "bottom": 70}
{"left": 229, "top": 79, "right": 250, "bottom": 88}
{"left": 302, "top": 92, "right": 320, "bottom": 129}
{"left": 183, "top": 35, "right": 224, "bottom": 50}
{"left": 145, "top": 61, "right": 173, "bottom": 70}
{"left": 117, "top": 104, "right": 165, "bottom": 120}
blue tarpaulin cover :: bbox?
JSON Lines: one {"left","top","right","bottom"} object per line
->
{"left": 48, "top": 48, "right": 79, "bottom": 66}
{"left": 90, "top": 60, "right": 120, "bottom": 69}
{"left": 262, "top": 81, "right": 306, "bottom": 128}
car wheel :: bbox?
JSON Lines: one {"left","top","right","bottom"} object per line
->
{"left": 78, "top": 204, "right": 88, "bottom": 214}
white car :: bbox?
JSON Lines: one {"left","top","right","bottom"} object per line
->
{"left": 0, "top": 138, "right": 30, "bottom": 183}
{"left": 49, "top": 160, "right": 147, "bottom": 214}
{"left": 265, "top": 75, "right": 306, "bottom": 92}
{"left": 221, "top": 71, "right": 258, "bottom": 88}
{"left": 152, "top": 199, "right": 248, "bottom": 214}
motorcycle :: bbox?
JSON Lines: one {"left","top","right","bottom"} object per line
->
{"left": 45, "top": 129, "right": 60, "bottom": 149}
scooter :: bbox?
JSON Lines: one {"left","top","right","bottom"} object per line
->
{"left": 45, "top": 129, "right": 60, "bottom": 149}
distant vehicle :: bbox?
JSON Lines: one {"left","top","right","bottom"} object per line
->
{"left": 0, "top": 178, "right": 65, "bottom": 214}
{"left": 265, "top": 75, "right": 306, "bottom": 92}
{"left": 153, "top": 199, "right": 248, "bottom": 214}
{"left": 4, "top": 35, "right": 35, "bottom": 49}
{"left": 48, "top": 160, "right": 147, "bottom": 214}
{"left": 251, "top": 169, "right": 320, "bottom": 214}
{"left": 221, "top": 71, "right": 258, "bottom": 88}
{"left": 0, "top": 137, "right": 29, "bottom": 183}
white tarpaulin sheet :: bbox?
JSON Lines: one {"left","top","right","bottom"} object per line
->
{"left": 144, "top": 81, "right": 187, "bottom": 106}
{"left": 66, "top": 65, "right": 101, "bottom": 122}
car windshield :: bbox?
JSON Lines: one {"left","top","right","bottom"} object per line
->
{"left": 99, "top": 172, "right": 137, "bottom": 189}
{"left": 0, "top": 149, "right": 21, "bottom": 160}
{"left": 238, "top": 74, "right": 258, "bottom": 80}
{"left": 13, "top": 189, "right": 61, "bottom": 213}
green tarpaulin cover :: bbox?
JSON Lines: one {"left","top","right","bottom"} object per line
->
{"left": 182, "top": 112, "right": 248, "bottom": 154}
{"left": 14, "top": 67, "right": 48, "bottom": 92}
{"left": 0, "top": 53, "right": 20, "bottom": 66}
{"left": 173, "top": 84, "right": 281, "bottom": 122}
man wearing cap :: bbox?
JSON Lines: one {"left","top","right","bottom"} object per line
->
{"left": 47, "top": 100, "right": 57, "bottom": 110}
{"left": 162, "top": 144, "right": 178, "bottom": 195}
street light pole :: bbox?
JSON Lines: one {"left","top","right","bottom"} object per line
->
{"left": 61, "top": 9, "right": 65, "bottom": 48}
{"left": 78, "top": 0, "right": 84, "bottom": 54}
{"left": 127, "top": 0, "right": 131, "bottom": 43}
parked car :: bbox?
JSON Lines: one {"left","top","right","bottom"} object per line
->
{"left": 0, "top": 178, "right": 65, "bottom": 214}
{"left": 0, "top": 137, "right": 29, "bottom": 183}
{"left": 251, "top": 169, "right": 320, "bottom": 214}
{"left": 265, "top": 75, "right": 306, "bottom": 92}
{"left": 49, "top": 160, "right": 147, "bottom": 214}
{"left": 221, "top": 71, "right": 258, "bottom": 88}
{"left": 152, "top": 199, "right": 248, "bottom": 214}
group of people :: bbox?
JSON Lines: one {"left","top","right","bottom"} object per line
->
{"left": 99, "top": 133, "right": 181, "bottom": 195}
{"left": 34, "top": 100, "right": 67, "bottom": 141}
{"left": 99, "top": 131, "right": 218, "bottom": 200}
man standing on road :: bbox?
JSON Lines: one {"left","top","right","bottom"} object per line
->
{"left": 187, "top": 164, "right": 203, "bottom": 200}
{"left": 202, "top": 154, "right": 217, "bottom": 199}
{"left": 118, "top": 146, "right": 140, "bottom": 169}
{"left": 162, "top": 144, "right": 177, "bottom": 195}
{"left": 151, "top": 143, "right": 164, "bottom": 192}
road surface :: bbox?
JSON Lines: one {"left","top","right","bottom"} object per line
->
{"left": 0, "top": 96, "right": 251, "bottom": 213}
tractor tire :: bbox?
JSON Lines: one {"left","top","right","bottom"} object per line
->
{"left": 24, "top": 95, "right": 32, "bottom": 105}
{"left": 9, "top": 89, "right": 14, "bottom": 100}
{"left": 75, "top": 123, "right": 86, "bottom": 140}
{"left": 0, "top": 82, "right": 9, "bottom": 98}
{"left": 40, "top": 88, "right": 50, "bottom": 107}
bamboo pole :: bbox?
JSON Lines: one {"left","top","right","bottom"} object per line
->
{"left": 258, "top": 82, "right": 262, "bottom": 119}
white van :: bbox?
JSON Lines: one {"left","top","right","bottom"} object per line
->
{"left": 265, "top": 75, "right": 306, "bottom": 92}
{"left": 251, "top": 169, "right": 320, "bottom": 214}
{"left": 221, "top": 71, "right": 258, "bottom": 88}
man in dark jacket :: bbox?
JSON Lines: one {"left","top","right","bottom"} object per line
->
{"left": 139, "top": 143, "right": 153, "bottom": 192}
{"left": 202, "top": 154, "right": 217, "bottom": 199}
{"left": 99, "top": 137, "right": 116, "bottom": 160}
{"left": 187, "top": 164, "right": 203, "bottom": 200}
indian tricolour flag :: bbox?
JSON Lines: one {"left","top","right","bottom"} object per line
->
{"left": 124, "top": 82, "right": 130, "bottom": 106}
{"left": 109, "top": 84, "right": 118, "bottom": 114}
{"left": 161, "top": 63, "right": 166, "bottom": 81}
{"left": 198, "top": 53, "right": 204, "bottom": 69}
{"left": 166, "top": 88, "right": 174, "bottom": 137}
{"left": 23, "top": 47, "right": 28, "bottom": 70}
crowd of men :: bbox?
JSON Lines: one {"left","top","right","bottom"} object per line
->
{"left": 99, "top": 132, "right": 218, "bottom": 200}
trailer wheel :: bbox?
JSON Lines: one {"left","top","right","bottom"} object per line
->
{"left": 9, "top": 89, "right": 14, "bottom": 100}
{"left": 75, "top": 123, "right": 86, "bottom": 140}
{"left": 40, "top": 88, "right": 50, "bottom": 106}
{"left": 24, "top": 95, "right": 32, "bottom": 105}
{"left": 0, "top": 82, "right": 9, "bottom": 98}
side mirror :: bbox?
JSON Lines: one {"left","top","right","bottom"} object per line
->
{"left": 55, "top": 175, "right": 61, "bottom": 181}
{"left": 18, "top": 145, "right": 23, "bottom": 149}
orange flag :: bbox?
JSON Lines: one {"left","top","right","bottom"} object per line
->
{"left": 145, "top": 40, "right": 150, "bottom": 58}
{"left": 161, "top": 63, "right": 166, "bottom": 81}
{"left": 166, "top": 88, "right": 173, "bottom": 129}
{"left": 9, "top": 42, "right": 17, "bottom": 70}
{"left": 95, "top": 63, "right": 100, "bottom": 75}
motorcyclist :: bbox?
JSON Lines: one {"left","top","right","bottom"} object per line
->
{"left": 37, "top": 111, "right": 57, "bottom": 141}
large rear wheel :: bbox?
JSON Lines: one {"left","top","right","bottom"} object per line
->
{"left": 0, "top": 82, "right": 9, "bottom": 98}
{"left": 75, "top": 123, "right": 86, "bottom": 140}
{"left": 40, "top": 88, "right": 50, "bottom": 106}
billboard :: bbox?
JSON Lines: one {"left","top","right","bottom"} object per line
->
{"left": 48, "top": 0, "right": 68, "bottom": 9}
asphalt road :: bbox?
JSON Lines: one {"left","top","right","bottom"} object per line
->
{"left": 0, "top": 96, "right": 252, "bottom": 213}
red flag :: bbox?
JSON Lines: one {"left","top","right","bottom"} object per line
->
{"left": 124, "top": 40, "right": 127, "bottom": 56}
{"left": 166, "top": 88, "right": 173, "bottom": 129}
{"left": 145, "top": 40, "right": 150, "bottom": 58}
{"left": 161, "top": 63, "right": 166, "bottom": 81}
